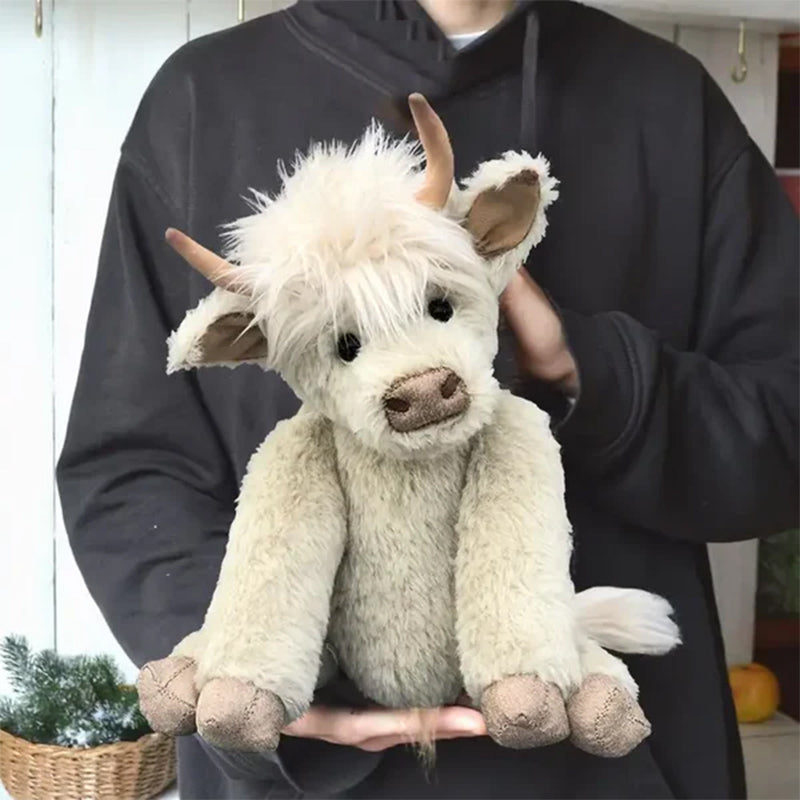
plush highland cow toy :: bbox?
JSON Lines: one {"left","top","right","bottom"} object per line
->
{"left": 136, "top": 95, "right": 680, "bottom": 759}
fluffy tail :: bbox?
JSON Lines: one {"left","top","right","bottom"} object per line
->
{"left": 575, "top": 587, "right": 681, "bottom": 655}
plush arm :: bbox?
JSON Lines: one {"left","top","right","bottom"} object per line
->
{"left": 553, "top": 141, "right": 798, "bottom": 544}
{"left": 195, "top": 410, "right": 347, "bottom": 722}
{"left": 456, "top": 391, "right": 582, "bottom": 702}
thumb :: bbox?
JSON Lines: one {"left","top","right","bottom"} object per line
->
{"left": 500, "top": 265, "right": 547, "bottom": 316}
{"left": 499, "top": 267, "right": 559, "bottom": 354}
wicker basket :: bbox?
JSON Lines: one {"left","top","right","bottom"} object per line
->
{"left": 0, "top": 728, "right": 175, "bottom": 800}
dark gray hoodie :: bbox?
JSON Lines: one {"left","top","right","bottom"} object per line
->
{"left": 57, "top": 1, "right": 799, "bottom": 797}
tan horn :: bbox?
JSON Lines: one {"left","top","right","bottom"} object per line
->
{"left": 165, "top": 228, "right": 242, "bottom": 292}
{"left": 409, "top": 93, "right": 454, "bottom": 209}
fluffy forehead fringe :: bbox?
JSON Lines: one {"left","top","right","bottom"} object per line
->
{"left": 219, "top": 123, "right": 488, "bottom": 364}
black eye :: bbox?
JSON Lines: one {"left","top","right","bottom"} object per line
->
{"left": 428, "top": 297, "right": 453, "bottom": 322}
{"left": 337, "top": 332, "right": 361, "bottom": 362}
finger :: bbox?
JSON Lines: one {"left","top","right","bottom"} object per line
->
{"left": 282, "top": 705, "right": 487, "bottom": 748}
{"left": 165, "top": 227, "right": 238, "bottom": 289}
{"left": 343, "top": 708, "right": 429, "bottom": 745}
{"left": 358, "top": 713, "right": 488, "bottom": 753}
{"left": 357, "top": 734, "right": 413, "bottom": 752}
{"left": 354, "top": 706, "right": 485, "bottom": 746}
{"left": 282, "top": 705, "right": 343, "bottom": 740}
{"left": 433, "top": 706, "right": 487, "bottom": 737}
{"left": 282, "top": 706, "right": 416, "bottom": 745}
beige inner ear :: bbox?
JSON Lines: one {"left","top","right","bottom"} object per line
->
{"left": 466, "top": 170, "right": 541, "bottom": 258}
{"left": 198, "top": 312, "right": 269, "bottom": 364}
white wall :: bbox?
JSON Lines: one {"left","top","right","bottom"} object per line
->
{"left": 0, "top": 0, "right": 782, "bottom": 698}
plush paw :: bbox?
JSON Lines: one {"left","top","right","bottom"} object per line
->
{"left": 136, "top": 656, "right": 199, "bottom": 736}
{"left": 481, "top": 674, "right": 570, "bottom": 749}
{"left": 196, "top": 677, "right": 287, "bottom": 752}
{"left": 567, "top": 673, "right": 651, "bottom": 757}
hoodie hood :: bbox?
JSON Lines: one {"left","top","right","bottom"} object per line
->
{"left": 288, "top": 0, "right": 541, "bottom": 147}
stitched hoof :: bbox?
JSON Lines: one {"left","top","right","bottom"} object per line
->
{"left": 481, "top": 674, "right": 569, "bottom": 749}
{"left": 196, "top": 677, "right": 286, "bottom": 752}
{"left": 136, "top": 656, "right": 198, "bottom": 736}
{"left": 568, "top": 673, "right": 651, "bottom": 757}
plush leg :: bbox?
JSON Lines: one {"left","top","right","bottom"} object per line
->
{"left": 136, "top": 414, "right": 346, "bottom": 751}
{"left": 481, "top": 674, "right": 569, "bottom": 748}
{"left": 568, "top": 639, "right": 651, "bottom": 757}
{"left": 456, "top": 394, "right": 582, "bottom": 748}
{"left": 196, "top": 677, "right": 286, "bottom": 752}
{"left": 136, "top": 628, "right": 208, "bottom": 735}
{"left": 193, "top": 414, "right": 347, "bottom": 752}
{"left": 136, "top": 656, "right": 199, "bottom": 736}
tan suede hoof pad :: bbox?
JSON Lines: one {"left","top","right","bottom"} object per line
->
{"left": 567, "top": 673, "right": 652, "bottom": 758}
{"left": 481, "top": 674, "right": 570, "bottom": 749}
{"left": 196, "top": 677, "right": 286, "bottom": 752}
{"left": 136, "top": 656, "right": 198, "bottom": 736}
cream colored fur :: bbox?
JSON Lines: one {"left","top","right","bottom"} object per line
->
{"left": 174, "top": 410, "right": 346, "bottom": 721}
{"left": 328, "top": 426, "right": 470, "bottom": 708}
{"left": 145, "top": 121, "right": 680, "bottom": 745}
{"left": 457, "top": 392, "right": 580, "bottom": 701}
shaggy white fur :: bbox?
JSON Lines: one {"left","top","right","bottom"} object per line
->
{"left": 219, "top": 124, "right": 488, "bottom": 372}
{"left": 141, "top": 116, "right": 681, "bottom": 754}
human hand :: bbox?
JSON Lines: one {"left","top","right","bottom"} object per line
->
{"left": 499, "top": 267, "right": 579, "bottom": 396}
{"left": 282, "top": 704, "right": 487, "bottom": 752}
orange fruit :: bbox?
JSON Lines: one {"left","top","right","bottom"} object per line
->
{"left": 728, "top": 663, "right": 780, "bottom": 723}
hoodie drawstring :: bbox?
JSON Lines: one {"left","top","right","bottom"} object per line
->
{"left": 520, "top": 9, "right": 540, "bottom": 153}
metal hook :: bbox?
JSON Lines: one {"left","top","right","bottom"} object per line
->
{"left": 732, "top": 20, "right": 748, "bottom": 83}
{"left": 34, "top": 0, "right": 43, "bottom": 38}
{"left": 237, "top": 0, "right": 246, "bottom": 23}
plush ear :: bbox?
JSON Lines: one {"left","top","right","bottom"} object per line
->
{"left": 457, "top": 152, "right": 559, "bottom": 294}
{"left": 166, "top": 288, "right": 269, "bottom": 374}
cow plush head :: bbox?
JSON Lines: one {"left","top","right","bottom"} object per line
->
{"left": 167, "top": 95, "right": 558, "bottom": 459}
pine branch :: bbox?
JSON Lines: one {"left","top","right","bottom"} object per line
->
{"left": 1, "top": 636, "right": 32, "bottom": 693}
{"left": 0, "top": 636, "right": 152, "bottom": 747}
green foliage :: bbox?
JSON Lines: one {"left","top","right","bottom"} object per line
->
{"left": 757, "top": 529, "right": 800, "bottom": 617}
{"left": 0, "top": 635, "right": 151, "bottom": 748}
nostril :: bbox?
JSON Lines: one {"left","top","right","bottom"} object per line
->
{"left": 440, "top": 372, "right": 461, "bottom": 399}
{"left": 385, "top": 396, "right": 411, "bottom": 413}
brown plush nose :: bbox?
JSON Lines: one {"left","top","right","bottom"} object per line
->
{"left": 383, "top": 368, "right": 470, "bottom": 433}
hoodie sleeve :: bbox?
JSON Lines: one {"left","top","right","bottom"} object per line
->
{"left": 55, "top": 153, "right": 382, "bottom": 792}
{"left": 553, "top": 135, "right": 799, "bottom": 544}
{"left": 56, "top": 153, "right": 238, "bottom": 667}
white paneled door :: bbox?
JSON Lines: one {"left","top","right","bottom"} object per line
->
{"left": 0, "top": 0, "right": 292, "bottom": 691}
{"left": 0, "top": 0, "right": 55, "bottom": 697}
{"left": 0, "top": 0, "right": 781, "bottom": 702}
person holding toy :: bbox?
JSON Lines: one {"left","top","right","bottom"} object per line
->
{"left": 58, "top": 1, "right": 798, "bottom": 798}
